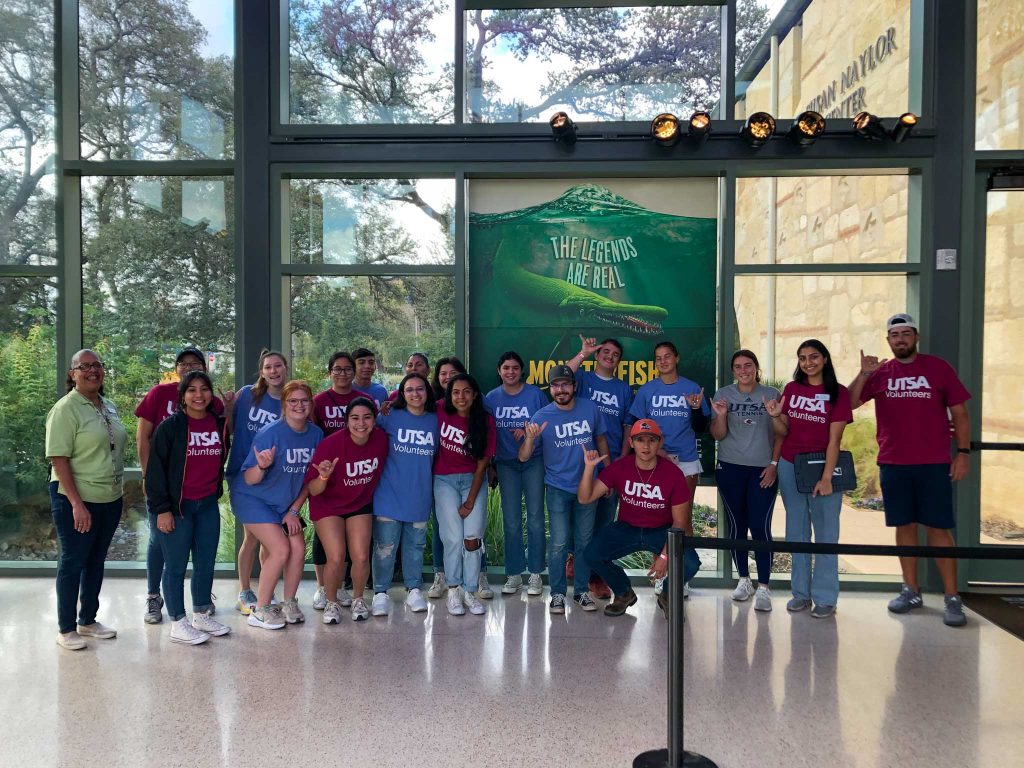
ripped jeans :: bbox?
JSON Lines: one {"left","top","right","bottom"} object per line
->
{"left": 433, "top": 473, "right": 487, "bottom": 592}
{"left": 371, "top": 516, "right": 428, "bottom": 593}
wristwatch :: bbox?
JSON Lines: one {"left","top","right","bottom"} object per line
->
{"left": 770, "top": 460, "right": 779, "bottom": 466}
{"left": 956, "top": 447, "right": 970, "bottom": 455}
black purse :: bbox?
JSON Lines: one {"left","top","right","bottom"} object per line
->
{"left": 793, "top": 451, "right": 857, "bottom": 494}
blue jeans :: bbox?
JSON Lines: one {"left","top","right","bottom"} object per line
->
{"left": 778, "top": 459, "right": 841, "bottom": 606}
{"left": 50, "top": 482, "right": 123, "bottom": 634}
{"left": 428, "top": 504, "right": 444, "bottom": 573}
{"left": 157, "top": 495, "right": 220, "bottom": 620}
{"left": 546, "top": 485, "right": 597, "bottom": 596}
{"left": 147, "top": 513, "right": 164, "bottom": 595}
{"left": 496, "top": 457, "right": 546, "bottom": 576}
{"left": 433, "top": 473, "right": 487, "bottom": 591}
{"left": 372, "top": 517, "right": 428, "bottom": 592}
{"left": 585, "top": 521, "right": 668, "bottom": 596}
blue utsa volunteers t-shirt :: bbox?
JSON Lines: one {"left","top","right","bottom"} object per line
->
{"left": 629, "top": 377, "right": 710, "bottom": 462}
{"left": 530, "top": 398, "right": 607, "bottom": 494}
{"left": 360, "top": 381, "right": 389, "bottom": 408}
{"left": 484, "top": 383, "right": 549, "bottom": 462}
{"left": 373, "top": 408, "right": 439, "bottom": 523}
{"left": 235, "top": 419, "right": 323, "bottom": 517}
{"left": 226, "top": 385, "right": 281, "bottom": 478}
{"left": 576, "top": 370, "right": 634, "bottom": 457}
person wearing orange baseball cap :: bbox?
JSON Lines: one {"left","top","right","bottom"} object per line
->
{"left": 578, "top": 418, "right": 696, "bottom": 617}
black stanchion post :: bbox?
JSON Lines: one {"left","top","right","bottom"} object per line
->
{"left": 634, "top": 529, "right": 718, "bottom": 768}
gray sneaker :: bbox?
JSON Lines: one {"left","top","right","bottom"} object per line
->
{"left": 786, "top": 597, "right": 812, "bottom": 612}
{"left": 811, "top": 603, "right": 836, "bottom": 619}
{"left": 888, "top": 584, "right": 923, "bottom": 614}
{"left": 144, "top": 595, "right": 164, "bottom": 624}
{"left": 281, "top": 598, "right": 305, "bottom": 624}
{"left": 753, "top": 585, "right": 773, "bottom": 612}
{"left": 943, "top": 594, "right": 967, "bottom": 627}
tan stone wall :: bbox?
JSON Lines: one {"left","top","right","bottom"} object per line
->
{"left": 977, "top": 0, "right": 1024, "bottom": 150}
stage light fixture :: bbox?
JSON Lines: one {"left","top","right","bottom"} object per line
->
{"left": 853, "top": 111, "right": 888, "bottom": 141}
{"left": 740, "top": 112, "right": 776, "bottom": 148}
{"left": 651, "top": 113, "right": 681, "bottom": 146}
{"left": 549, "top": 111, "right": 577, "bottom": 145}
{"left": 890, "top": 112, "right": 917, "bottom": 143}
{"left": 788, "top": 111, "right": 825, "bottom": 146}
{"left": 687, "top": 111, "right": 711, "bottom": 142}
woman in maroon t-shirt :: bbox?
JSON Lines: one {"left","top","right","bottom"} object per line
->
{"left": 764, "top": 339, "right": 852, "bottom": 618}
{"left": 306, "top": 398, "right": 387, "bottom": 624}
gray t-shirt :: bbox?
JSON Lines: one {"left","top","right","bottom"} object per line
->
{"left": 712, "top": 383, "right": 780, "bottom": 468}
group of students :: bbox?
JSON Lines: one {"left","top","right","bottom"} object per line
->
{"left": 45, "top": 310, "right": 973, "bottom": 650}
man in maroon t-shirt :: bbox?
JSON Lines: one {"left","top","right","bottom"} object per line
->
{"left": 578, "top": 419, "right": 692, "bottom": 617}
{"left": 849, "top": 313, "right": 972, "bottom": 627}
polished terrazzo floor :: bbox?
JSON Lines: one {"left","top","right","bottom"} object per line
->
{"left": 1, "top": 577, "right": 1022, "bottom": 768}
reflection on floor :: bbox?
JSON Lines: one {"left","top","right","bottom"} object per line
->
{"left": 1, "top": 577, "right": 1022, "bottom": 768}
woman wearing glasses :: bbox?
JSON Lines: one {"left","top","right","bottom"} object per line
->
{"left": 232, "top": 380, "right": 323, "bottom": 629}
{"left": 370, "top": 373, "right": 439, "bottom": 619}
{"left": 227, "top": 350, "right": 289, "bottom": 614}
{"left": 136, "top": 347, "right": 227, "bottom": 625}
{"left": 310, "top": 351, "right": 372, "bottom": 611}
{"left": 46, "top": 350, "right": 128, "bottom": 650}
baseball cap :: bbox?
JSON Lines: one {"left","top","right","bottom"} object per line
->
{"left": 547, "top": 364, "right": 575, "bottom": 385}
{"left": 630, "top": 419, "right": 663, "bottom": 439}
{"left": 886, "top": 313, "right": 918, "bottom": 333}
{"left": 175, "top": 346, "right": 206, "bottom": 368}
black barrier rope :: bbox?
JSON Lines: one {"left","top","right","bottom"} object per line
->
{"left": 633, "top": 529, "right": 1024, "bottom": 768}
{"left": 971, "top": 441, "right": 1024, "bottom": 451}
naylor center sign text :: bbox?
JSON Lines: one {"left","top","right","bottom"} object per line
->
{"left": 805, "top": 27, "right": 898, "bottom": 118}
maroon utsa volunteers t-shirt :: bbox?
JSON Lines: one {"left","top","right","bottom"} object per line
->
{"left": 779, "top": 382, "right": 853, "bottom": 463}
{"left": 597, "top": 456, "right": 691, "bottom": 528}
{"left": 860, "top": 354, "right": 970, "bottom": 465}
{"left": 182, "top": 415, "right": 224, "bottom": 500}
{"left": 135, "top": 381, "right": 224, "bottom": 426}
{"left": 433, "top": 409, "right": 497, "bottom": 475}
{"left": 304, "top": 428, "right": 388, "bottom": 520}
{"left": 312, "top": 388, "right": 373, "bottom": 436}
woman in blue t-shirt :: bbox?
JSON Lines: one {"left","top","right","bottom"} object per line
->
{"left": 484, "top": 350, "right": 549, "bottom": 597}
{"left": 227, "top": 349, "right": 288, "bottom": 614}
{"left": 233, "top": 380, "right": 322, "bottom": 630}
{"left": 370, "top": 373, "right": 440, "bottom": 620}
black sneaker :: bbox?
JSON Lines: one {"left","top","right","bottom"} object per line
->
{"left": 144, "top": 595, "right": 164, "bottom": 625}
{"left": 573, "top": 592, "right": 598, "bottom": 612}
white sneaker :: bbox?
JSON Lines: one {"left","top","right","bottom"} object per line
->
{"left": 476, "top": 572, "right": 494, "bottom": 600}
{"left": 312, "top": 586, "right": 327, "bottom": 611}
{"left": 371, "top": 592, "right": 390, "bottom": 617}
{"left": 754, "top": 585, "right": 773, "bottom": 612}
{"left": 337, "top": 588, "right": 353, "bottom": 607}
{"left": 427, "top": 572, "right": 447, "bottom": 599}
{"left": 731, "top": 577, "right": 756, "bottom": 602}
{"left": 654, "top": 576, "right": 666, "bottom": 595}
{"left": 407, "top": 588, "right": 428, "bottom": 613}
{"left": 56, "top": 631, "right": 86, "bottom": 650}
{"left": 502, "top": 575, "right": 523, "bottom": 595}
{"left": 77, "top": 622, "right": 117, "bottom": 639}
{"left": 684, "top": 582, "right": 691, "bottom": 599}
{"left": 171, "top": 617, "right": 210, "bottom": 645}
{"left": 463, "top": 588, "right": 487, "bottom": 615}
{"left": 281, "top": 598, "right": 305, "bottom": 624}
{"left": 527, "top": 573, "right": 544, "bottom": 596}
{"left": 350, "top": 598, "right": 369, "bottom": 621}
{"left": 191, "top": 610, "right": 231, "bottom": 636}
{"left": 447, "top": 587, "right": 465, "bottom": 616}
{"left": 247, "top": 605, "right": 286, "bottom": 630}
{"left": 322, "top": 601, "right": 342, "bottom": 625}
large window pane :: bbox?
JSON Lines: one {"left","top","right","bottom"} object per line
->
{"left": 0, "top": 0, "right": 56, "bottom": 265}
{"left": 290, "top": 275, "right": 455, "bottom": 390}
{"left": 79, "top": 0, "right": 234, "bottom": 160}
{"left": 737, "top": 0, "right": 911, "bottom": 120}
{"left": 977, "top": 0, "right": 1024, "bottom": 150}
{"left": 0, "top": 277, "right": 56, "bottom": 561}
{"left": 980, "top": 191, "right": 1024, "bottom": 543}
{"left": 289, "top": 179, "right": 454, "bottom": 265}
{"left": 81, "top": 176, "right": 236, "bottom": 468}
{"left": 289, "top": 0, "right": 454, "bottom": 124}
{"left": 736, "top": 174, "right": 910, "bottom": 265}
{"left": 465, "top": 5, "right": 722, "bottom": 123}
{"left": 734, "top": 273, "right": 909, "bottom": 577}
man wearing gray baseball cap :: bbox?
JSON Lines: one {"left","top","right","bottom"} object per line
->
{"left": 848, "top": 313, "right": 972, "bottom": 627}
{"left": 518, "top": 363, "right": 610, "bottom": 614}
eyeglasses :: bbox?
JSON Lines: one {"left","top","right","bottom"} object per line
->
{"left": 72, "top": 362, "right": 105, "bottom": 372}
{"left": 286, "top": 398, "right": 311, "bottom": 406}
{"left": 177, "top": 361, "right": 204, "bottom": 370}
{"left": 403, "top": 387, "right": 427, "bottom": 395}
{"left": 330, "top": 367, "right": 354, "bottom": 375}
